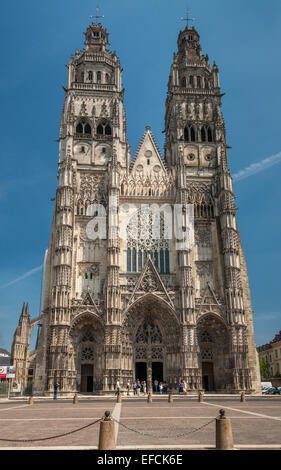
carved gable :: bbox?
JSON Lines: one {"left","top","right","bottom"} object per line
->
{"left": 126, "top": 258, "right": 174, "bottom": 309}
{"left": 120, "top": 127, "right": 175, "bottom": 198}
{"left": 131, "top": 127, "right": 166, "bottom": 177}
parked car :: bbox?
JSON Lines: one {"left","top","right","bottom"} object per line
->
{"left": 265, "top": 387, "right": 281, "bottom": 395}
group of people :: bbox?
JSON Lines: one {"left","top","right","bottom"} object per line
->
{"left": 132, "top": 380, "right": 147, "bottom": 395}
{"left": 115, "top": 379, "right": 174, "bottom": 395}
{"left": 53, "top": 378, "right": 188, "bottom": 399}
{"left": 153, "top": 379, "right": 169, "bottom": 394}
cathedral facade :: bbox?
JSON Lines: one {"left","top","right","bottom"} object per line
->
{"left": 11, "top": 20, "right": 261, "bottom": 395}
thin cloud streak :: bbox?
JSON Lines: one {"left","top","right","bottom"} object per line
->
{"left": 233, "top": 151, "right": 281, "bottom": 182}
{"left": 0, "top": 266, "right": 42, "bottom": 288}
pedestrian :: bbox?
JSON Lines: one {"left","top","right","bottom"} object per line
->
{"left": 143, "top": 380, "right": 147, "bottom": 394}
{"left": 159, "top": 382, "right": 163, "bottom": 394}
{"left": 136, "top": 382, "right": 141, "bottom": 396}
{"left": 115, "top": 380, "right": 120, "bottom": 395}
{"left": 154, "top": 379, "right": 158, "bottom": 393}
{"left": 53, "top": 382, "right": 58, "bottom": 400}
{"left": 133, "top": 381, "right": 137, "bottom": 395}
{"left": 179, "top": 379, "right": 184, "bottom": 394}
{"left": 127, "top": 381, "right": 130, "bottom": 394}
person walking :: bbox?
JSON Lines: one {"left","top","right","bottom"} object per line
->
{"left": 53, "top": 382, "right": 58, "bottom": 400}
{"left": 115, "top": 380, "right": 120, "bottom": 395}
{"left": 133, "top": 381, "right": 137, "bottom": 395}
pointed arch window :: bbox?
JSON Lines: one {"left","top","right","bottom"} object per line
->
{"left": 75, "top": 120, "right": 92, "bottom": 138}
{"left": 197, "top": 76, "right": 202, "bottom": 88}
{"left": 127, "top": 248, "right": 132, "bottom": 272}
{"left": 126, "top": 206, "right": 170, "bottom": 274}
{"left": 97, "top": 124, "right": 103, "bottom": 135}
{"left": 184, "top": 127, "right": 189, "bottom": 142}
{"left": 207, "top": 127, "right": 213, "bottom": 142}
{"left": 190, "top": 126, "right": 196, "bottom": 142}
{"left": 97, "top": 71, "right": 102, "bottom": 83}
{"left": 182, "top": 77, "right": 186, "bottom": 87}
{"left": 96, "top": 120, "right": 112, "bottom": 137}
{"left": 201, "top": 127, "right": 206, "bottom": 142}
{"left": 189, "top": 75, "right": 194, "bottom": 87}
{"left": 84, "top": 123, "right": 91, "bottom": 135}
{"left": 105, "top": 124, "right": 112, "bottom": 135}
{"left": 88, "top": 71, "right": 93, "bottom": 81}
{"left": 76, "top": 123, "right": 83, "bottom": 134}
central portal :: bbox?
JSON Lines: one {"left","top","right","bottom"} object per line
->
{"left": 152, "top": 362, "right": 163, "bottom": 384}
{"left": 81, "top": 364, "right": 94, "bottom": 392}
{"left": 135, "top": 362, "right": 147, "bottom": 382}
{"left": 135, "top": 362, "right": 163, "bottom": 384}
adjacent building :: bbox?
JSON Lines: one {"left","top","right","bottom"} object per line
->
{"left": 258, "top": 331, "right": 281, "bottom": 378}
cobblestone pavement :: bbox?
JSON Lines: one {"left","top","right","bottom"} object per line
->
{"left": 0, "top": 395, "right": 281, "bottom": 449}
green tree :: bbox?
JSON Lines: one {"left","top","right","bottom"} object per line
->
{"left": 259, "top": 354, "right": 271, "bottom": 379}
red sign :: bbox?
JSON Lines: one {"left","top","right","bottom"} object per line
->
{"left": 0, "top": 366, "right": 7, "bottom": 378}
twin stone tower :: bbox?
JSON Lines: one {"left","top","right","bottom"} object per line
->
{"left": 11, "top": 21, "right": 261, "bottom": 395}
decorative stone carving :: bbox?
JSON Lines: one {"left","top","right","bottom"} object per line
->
{"left": 195, "top": 226, "right": 212, "bottom": 246}
{"left": 78, "top": 263, "right": 100, "bottom": 277}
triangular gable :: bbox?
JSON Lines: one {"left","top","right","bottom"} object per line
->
{"left": 130, "top": 126, "right": 167, "bottom": 176}
{"left": 127, "top": 257, "right": 173, "bottom": 308}
{"left": 200, "top": 282, "right": 220, "bottom": 306}
{"left": 82, "top": 291, "right": 100, "bottom": 313}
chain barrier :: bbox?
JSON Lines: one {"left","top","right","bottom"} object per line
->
{"left": 0, "top": 418, "right": 101, "bottom": 443}
{"left": 112, "top": 416, "right": 216, "bottom": 439}
{"left": 0, "top": 408, "right": 218, "bottom": 443}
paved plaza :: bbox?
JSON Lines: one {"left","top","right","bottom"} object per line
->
{"left": 0, "top": 395, "right": 280, "bottom": 450}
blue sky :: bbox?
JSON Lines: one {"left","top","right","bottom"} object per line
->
{"left": 0, "top": 0, "right": 280, "bottom": 351}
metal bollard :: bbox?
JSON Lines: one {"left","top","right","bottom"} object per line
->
{"left": 198, "top": 392, "right": 204, "bottom": 403}
{"left": 147, "top": 392, "right": 152, "bottom": 403}
{"left": 117, "top": 393, "right": 122, "bottom": 403}
{"left": 28, "top": 396, "right": 34, "bottom": 405}
{"left": 168, "top": 393, "right": 173, "bottom": 403}
{"left": 73, "top": 393, "right": 78, "bottom": 404}
{"left": 98, "top": 411, "right": 116, "bottom": 450}
{"left": 216, "top": 409, "right": 234, "bottom": 450}
{"left": 240, "top": 392, "right": 246, "bottom": 403}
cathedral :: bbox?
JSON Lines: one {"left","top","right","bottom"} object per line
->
{"left": 11, "top": 19, "right": 261, "bottom": 395}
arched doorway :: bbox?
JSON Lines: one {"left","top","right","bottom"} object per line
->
{"left": 135, "top": 320, "right": 164, "bottom": 386}
{"left": 122, "top": 295, "right": 181, "bottom": 391}
{"left": 197, "top": 314, "right": 231, "bottom": 392}
{"left": 69, "top": 312, "right": 104, "bottom": 393}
